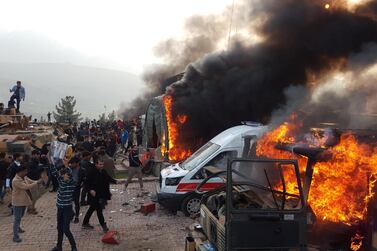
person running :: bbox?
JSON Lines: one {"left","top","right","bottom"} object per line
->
{"left": 49, "top": 158, "right": 77, "bottom": 251}
{"left": 121, "top": 145, "right": 144, "bottom": 206}
{"left": 124, "top": 145, "right": 143, "bottom": 191}
{"left": 12, "top": 165, "right": 42, "bottom": 242}
{"left": 82, "top": 156, "right": 116, "bottom": 233}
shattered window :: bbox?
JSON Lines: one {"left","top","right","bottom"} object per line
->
{"left": 231, "top": 160, "right": 302, "bottom": 211}
{"left": 180, "top": 142, "right": 220, "bottom": 171}
{"left": 192, "top": 151, "right": 237, "bottom": 179}
{"left": 206, "top": 151, "right": 237, "bottom": 170}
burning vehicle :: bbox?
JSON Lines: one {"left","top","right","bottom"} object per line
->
{"left": 189, "top": 116, "right": 377, "bottom": 250}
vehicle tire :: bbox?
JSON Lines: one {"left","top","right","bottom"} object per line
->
{"left": 181, "top": 193, "right": 202, "bottom": 216}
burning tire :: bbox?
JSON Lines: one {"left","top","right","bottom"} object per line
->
{"left": 181, "top": 193, "right": 201, "bottom": 216}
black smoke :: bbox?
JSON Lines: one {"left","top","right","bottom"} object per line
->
{"left": 123, "top": 0, "right": 377, "bottom": 152}
{"left": 121, "top": 13, "right": 230, "bottom": 120}
{"left": 167, "top": 0, "right": 377, "bottom": 150}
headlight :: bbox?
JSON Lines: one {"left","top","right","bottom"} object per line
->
{"left": 165, "top": 176, "right": 184, "bottom": 186}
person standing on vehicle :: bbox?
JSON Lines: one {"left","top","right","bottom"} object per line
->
{"left": 123, "top": 145, "right": 143, "bottom": 193}
{"left": 9, "top": 81, "right": 25, "bottom": 113}
{"left": 82, "top": 156, "right": 116, "bottom": 233}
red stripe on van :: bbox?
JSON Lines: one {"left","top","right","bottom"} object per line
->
{"left": 176, "top": 182, "right": 224, "bottom": 192}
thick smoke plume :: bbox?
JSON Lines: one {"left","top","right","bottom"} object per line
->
{"left": 122, "top": 12, "right": 231, "bottom": 120}
{"left": 123, "top": 0, "right": 377, "bottom": 151}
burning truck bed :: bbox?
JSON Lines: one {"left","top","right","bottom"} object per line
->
{"left": 192, "top": 124, "right": 377, "bottom": 250}
{"left": 255, "top": 122, "right": 377, "bottom": 250}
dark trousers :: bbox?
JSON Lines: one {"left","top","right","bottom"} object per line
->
{"left": 56, "top": 206, "right": 76, "bottom": 249}
{"left": 10, "top": 95, "right": 21, "bottom": 113}
{"left": 13, "top": 206, "right": 26, "bottom": 239}
{"left": 73, "top": 188, "right": 80, "bottom": 218}
{"left": 83, "top": 202, "right": 105, "bottom": 226}
{"left": 0, "top": 179, "right": 5, "bottom": 200}
{"left": 47, "top": 168, "right": 58, "bottom": 191}
{"left": 80, "top": 185, "right": 88, "bottom": 203}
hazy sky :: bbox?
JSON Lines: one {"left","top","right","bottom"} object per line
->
{"left": 0, "top": 0, "right": 232, "bottom": 74}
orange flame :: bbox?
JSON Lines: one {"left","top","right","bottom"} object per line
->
{"left": 256, "top": 117, "right": 377, "bottom": 227}
{"left": 350, "top": 233, "right": 363, "bottom": 251}
{"left": 162, "top": 95, "right": 192, "bottom": 161}
{"left": 256, "top": 115, "right": 308, "bottom": 194}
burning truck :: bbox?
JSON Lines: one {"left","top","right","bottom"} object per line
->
{"left": 185, "top": 116, "right": 377, "bottom": 250}
{"left": 141, "top": 72, "right": 193, "bottom": 175}
{"left": 253, "top": 116, "right": 377, "bottom": 250}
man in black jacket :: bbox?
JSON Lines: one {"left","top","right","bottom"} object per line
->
{"left": 69, "top": 157, "right": 86, "bottom": 223}
{"left": 79, "top": 151, "right": 92, "bottom": 206}
{"left": 6, "top": 153, "right": 23, "bottom": 190}
{"left": 26, "top": 150, "right": 44, "bottom": 214}
{"left": 82, "top": 156, "right": 116, "bottom": 233}
{"left": 82, "top": 136, "right": 94, "bottom": 153}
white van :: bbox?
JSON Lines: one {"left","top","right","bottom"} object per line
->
{"left": 156, "top": 123, "right": 267, "bottom": 215}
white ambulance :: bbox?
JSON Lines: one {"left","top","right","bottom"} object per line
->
{"left": 156, "top": 123, "right": 267, "bottom": 215}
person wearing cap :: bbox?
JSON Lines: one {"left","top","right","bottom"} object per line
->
{"left": 49, "top": 157, "right": 77, "bottom": 251}
{"left": 12, "top": 164, "right": 42, "bottom": 243}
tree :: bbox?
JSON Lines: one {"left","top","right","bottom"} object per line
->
{"left": 108, "top": 110, "right": 116, "bottom": 122}
{"left": 53, "top": 96, "right": 81, "bottom": 123}
{"left": 98, "top": 113, "right": 107, "bottom": 124}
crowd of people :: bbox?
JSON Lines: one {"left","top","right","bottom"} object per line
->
{"left": 0, "top": 118, "right": 145, "bottom": 251}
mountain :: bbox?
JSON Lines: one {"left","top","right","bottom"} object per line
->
{"left": 0, "top": 62, "right": 143, "bottom": 120}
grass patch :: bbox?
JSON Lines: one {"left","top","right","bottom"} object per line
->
{"left": 115, "top": 172, "right": 128, "bottom": 179}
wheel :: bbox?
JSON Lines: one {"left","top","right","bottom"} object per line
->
{"left": 181, "top": 193, "right": 202, "bottom": 216}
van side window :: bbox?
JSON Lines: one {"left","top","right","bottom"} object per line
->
{"left": 191, "top": 151, "right": 237, "bottom": 180}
